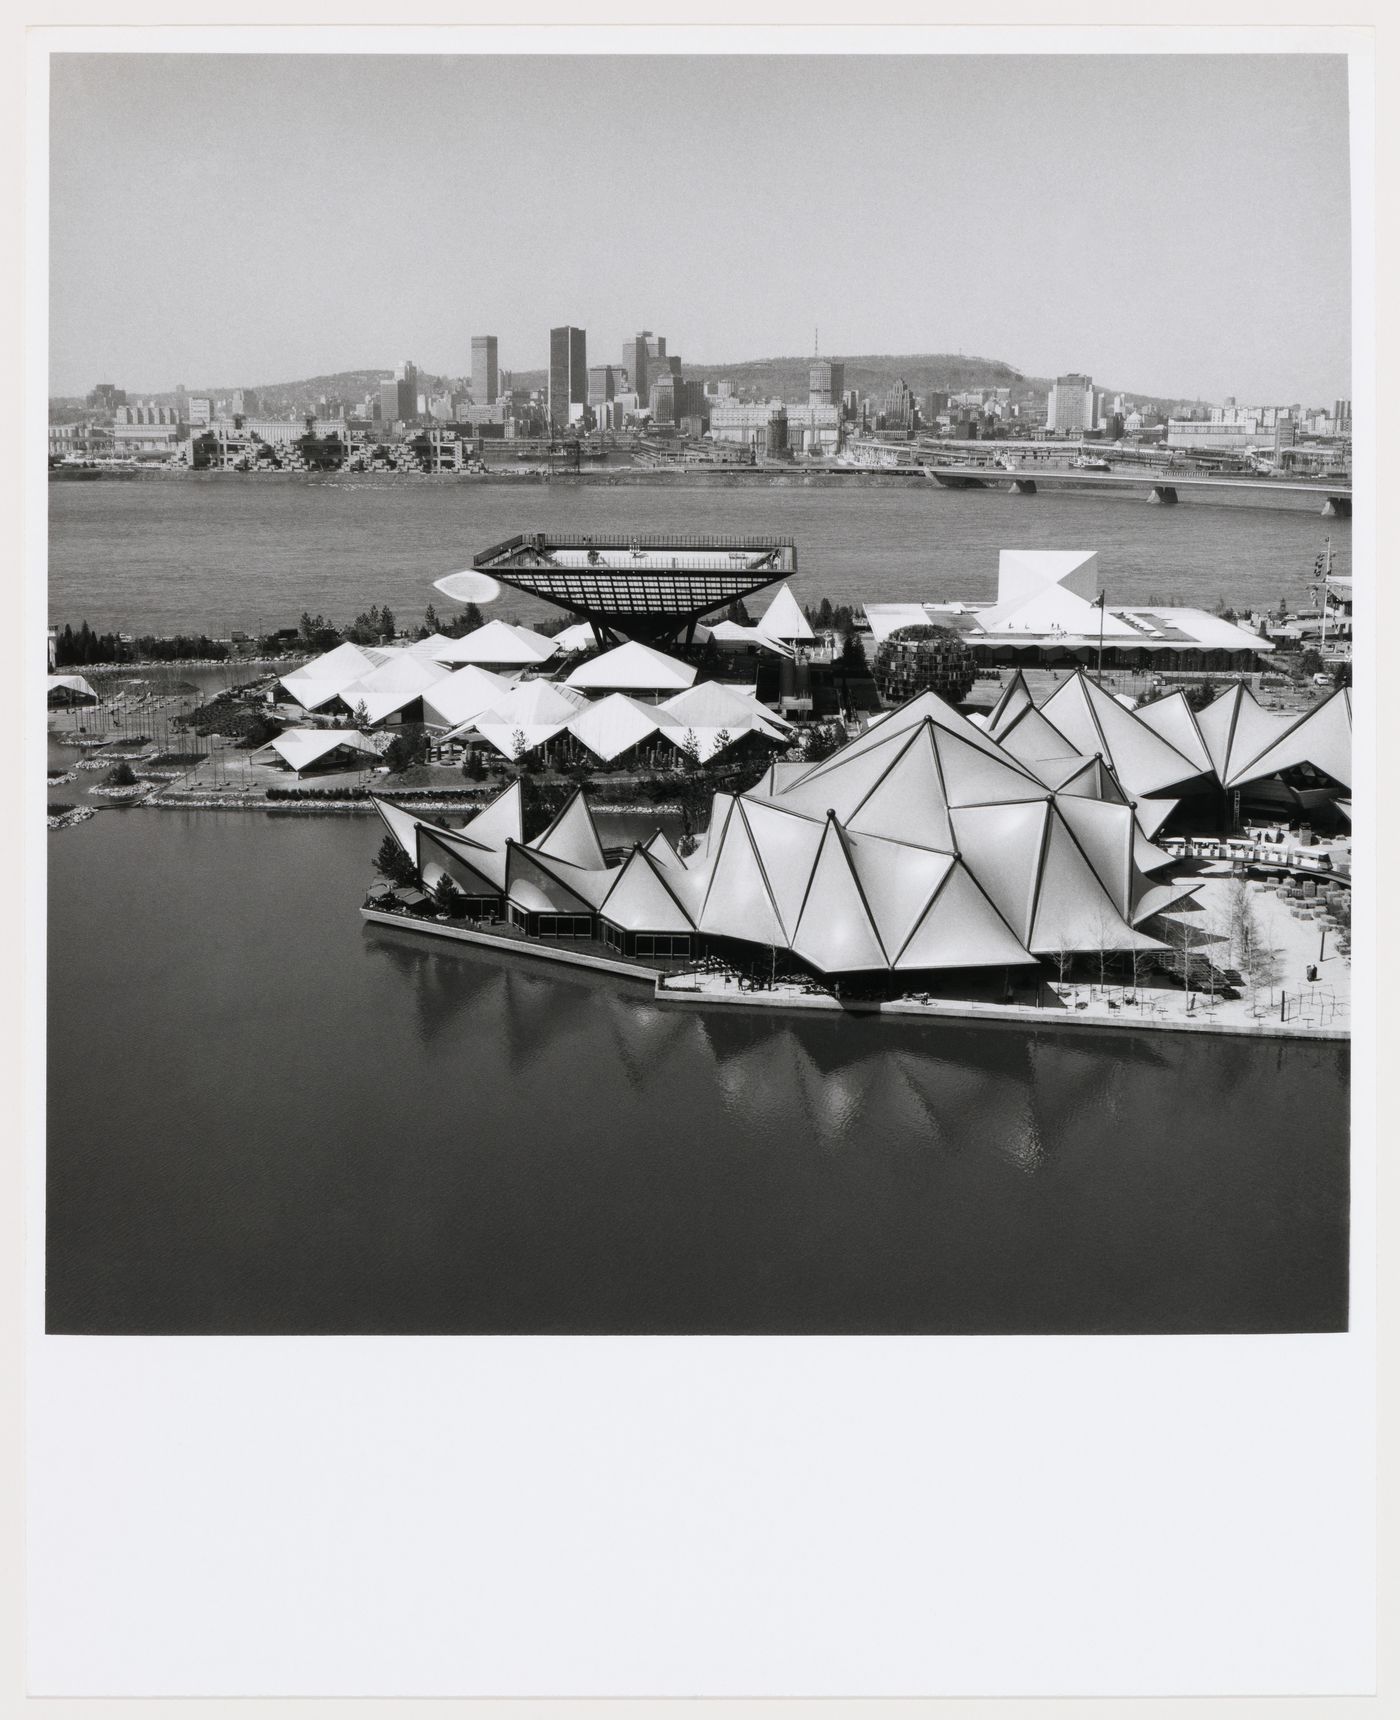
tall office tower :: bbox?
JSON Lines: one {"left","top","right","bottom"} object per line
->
{"left": 471, "top": 335, "right": 499, "bottom": 405}
{"left": 622, "top": 333, "right": 652, "bottom": 401}
{"left": 549, "top": 326, "right": 588, "bottom": 427}
{"left": 587, "top": 364, "right": 616, "bottom": 405}
{"left": 383, "top": 360, "right": 419, "bottom": 422}
{"left": 1046, "top": 373, "right": 1095, "bottom": 434}
{"left": 808, "top": 359, "right": 846, "bottom": 406}
{"left": 646, "top": 334, "right": 667, "bottom": 360}
{"left": 1333, "top": 398, "right": 1352, "bottom": 427}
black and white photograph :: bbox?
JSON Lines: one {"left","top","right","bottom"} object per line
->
{"left": 24, "top": 19, "right": 1378, "bottom": 1704}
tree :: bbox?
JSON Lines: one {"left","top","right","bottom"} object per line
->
{"left": 679, "top": 729, "right": 701, "bottom": 770}
{"left": 241, "top": 712, "right": 284, "bottom": 750}
{"left": 430, "top": 873, "right": 463, "bottom": 917}
{"left": 106, "top": 760, "right": 137, "bottom": 787}
{"left": 802, "top": 722, "right": 843, "bottom": 764}
{"left": 711, "top": 727, "right": 733, "bottom": 759}
{"left": 725, "top": 598, "right": 751, "bottom": 625}
{"left": 1182, "top": 683, "right": 1214, "bottom": 712}
{"left": 1332, "top": 661, "right": 1352, "bottom": 690}
{"left": 351, "top": 700, "right": 371, "bottom": 731}
{"left": 385, "top": 722, "right": 429, "bottom": 774}
{"left": 374, "top": 833, "right": 418, "bottom": 888}
{"left": 421, "top": 603, "right": 440, "bottom": 638}
{"left": 510, "top": 728, "right": 529, "bottom": 763}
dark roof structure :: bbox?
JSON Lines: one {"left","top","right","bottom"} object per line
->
{"left": 471, "top": 532, "right": 798, "bottom": 644}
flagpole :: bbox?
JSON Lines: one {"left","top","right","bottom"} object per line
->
{"left": 1096, "top": 590, "right": 1106, "bottom": 687}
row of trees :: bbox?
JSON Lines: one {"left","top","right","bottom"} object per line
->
{"left": 53, "top": 622, "right": 230, "bottom": 667}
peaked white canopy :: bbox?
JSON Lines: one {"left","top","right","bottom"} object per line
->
{"left": 336, "top": 651, "right": 451, "bottom": 725}
{"left": 1224, "top": 685, "right": 1352, "bottom": 789}
{"left": 755, "top": 583, "right": 814, "bottom": 643}
{"left": 564, "top": 640, "right": 697, "bottom": 692}
{"left": 421, "top": 664, "right": 515, "bottom": 730}
{"left": 431, "top": 620, "right": 560, "bottom": 667}
{"left": 278, "top": 641, "right": 380, "bottom": 710}
{"left": 268, "top": 728, "right": 380, "bottom": 774}
{"left": 47, "top": 673, "right": 98, "bottom": 702}
{"left": 566, "top": 693, "right": 673, "bottom": 762}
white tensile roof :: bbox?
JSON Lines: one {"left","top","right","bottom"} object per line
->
{"left": 268, "top": 728, "right": 379, "bottom": 774}
{"left": 431, "top": 619, "right": 560, "bottom": 667}
{"left": 755, "top": 583, "right": 814, "bottom": 643}
{"left": 278, "top": 641, "right": 380, "bottom": 710}
{"left": 1223, "top": 685, "right": 1352, "bottom": 790}
{"left": 1191, "top": 681, "right": 1290, "bottom": 784}
{"left": 657, "top": 682, "right": 792, "bottom": 763}
{"left": 564, "top": 640, "right": 698, "bottom": 692}
{"left": 468, "top": 681, "right": 589, "bottom": 758}
{"left": 372, "top": 780, "right": 523, "bottom": 893}
{"left": 566, "top": 693, "right": 673, "bottom": 762}
{"left": 599, "top": 847, "right": 694, "bottom": 933}
{"left": 551, "top": 621, "right": 598, "bottom": 654}
{"left": 421, "top": 664, "right": 515, "bottom": 730}
{"left": 336, "top": 651, "right": 451, "bottom": 725}
{"left": 707, "top": 619, "right": 792, "bottom": 656}
{"left": 1039, "top": 672, "right": 1204, "bottom": 797}
{"left": 1133, "top": 690, "right": 1215, "bottom": 776}
{"left": 406, "top": 633, "right": 459, "bottom": 660}
{"left": 534, "top": 788, "right": 608, "bottom": 870}
{"left": 47, "top": 673, "right": 98, "bottom": 701}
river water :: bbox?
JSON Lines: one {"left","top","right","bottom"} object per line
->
{"left": 47, "top": 810, "right": 1348, "bottom": 1335}
{"left": 49, "top": 476, "right": 1349, "bottom": 637}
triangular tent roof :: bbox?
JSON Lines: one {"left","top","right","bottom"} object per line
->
{"left": 566, "top": 693, "right": 668, "bottom": 762}
{"left": 432, "top": 620, "right": 560, "bottom": 666}
{"left": 790, "top": 818, "right": 889, "bottom": 972}
{"left": 459, "top": 779, "right": 524, "bottom": 853}
{"left": 894, "top": 859, "right": 1034, "bottom": 970}
{"left": 533, "top": 788, "right": 608, "bottom": 871}
{"left": 985, "top": 669, "right": 1036, "bottom": 736}
{"left": 564, "top": 640, "right": 697, "bottom": 691}
{"left": 1040, "top": 672, "right": 1203, "bottom": 796}
{"left": 268, "top": 728, "right": 380, "bottom": 773}
{"left": 948, "top": 800, "right": 1051, "bottom": 945}
{"left": 279, "top": 642, "right": 379, "bottom": 710}
{"left": 47, "top": 673, "right": 98, "bottom": 701}
{"left": 1224, "top": 686, "right": 1351, "bottom": 790}
{"left": 421, "top": 665, "right": 515, "bottom": 730}
{"left": 642, "top": 828, "right": 687, "bottom": 870}
{"left": 1131, "top": 691, "right": 1214, "bottom": 777}
{"left": 504, "top": 841, "right": 601, "bottom": 916}
{"left": 372, "top": 796, "right": 426, "bottom": 864}
{"left": 1193, "top": 682, "right": 1289, "bottom": 784}
{"left": 756, "top": 583, "right": 815, "bottom": 643}
{"left": 599, "top": 848, "right": 695, "bottom": 933}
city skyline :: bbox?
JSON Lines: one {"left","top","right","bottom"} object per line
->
{"left": 49, "top": 53, "right": 1351, "bottom": 404}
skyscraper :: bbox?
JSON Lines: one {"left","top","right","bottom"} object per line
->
{"left": 622, "top": 332, "right": 653, "bottom": 402}
{"left": 808, "top": 360, "right": 845, "bottom": 406}
{"left": 471, "top": 336, "right": 499, "bottom": 405}
{"left": 1046, "top": 373, "right": 1094, "bottom": 435}
{"left": 549, "top": 326, "right": 587, "bottom": 427}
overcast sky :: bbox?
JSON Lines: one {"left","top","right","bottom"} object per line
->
{"left": 49, "top": 52, "right": 1352, "bottom": 404}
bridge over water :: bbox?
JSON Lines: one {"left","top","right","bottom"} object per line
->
{"left": 921, "top": 463, "right": 1352, "bottom": 517}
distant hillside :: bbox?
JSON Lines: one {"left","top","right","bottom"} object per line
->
{"left": 76, "top": 354, "right": 1207, "bottom": 418}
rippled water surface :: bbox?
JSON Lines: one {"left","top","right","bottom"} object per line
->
{"left": 47, "top": 812, "right": 1349, "bottom": 1335}
{"left": 49, "top": 476, "right": 1350, "bottom": 636}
